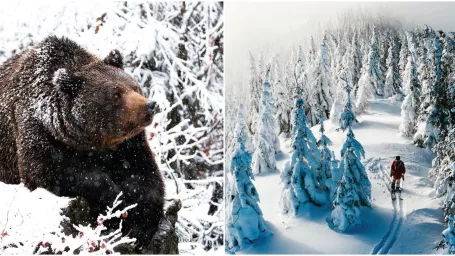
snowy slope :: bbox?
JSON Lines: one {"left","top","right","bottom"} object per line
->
{"left": 240, "top": 99, "right": 445, "bottom": 254}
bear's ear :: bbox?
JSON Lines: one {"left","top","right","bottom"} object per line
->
{"left": 103, "top": 49, "right": 123, "bottom": 68}
{"left": 53, "top": 68, "right": 84, "bottom": 95}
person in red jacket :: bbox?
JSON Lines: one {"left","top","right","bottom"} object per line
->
{"left": 391, "top": 156, "right": 406, "bottom": 193}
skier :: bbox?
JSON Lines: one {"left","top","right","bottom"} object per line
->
{"left": 390, "top": 156, "right": 406, "bottom": 200}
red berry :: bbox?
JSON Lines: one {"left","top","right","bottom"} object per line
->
{"left": 89, "top": 247, "right": 94, "bottom": 252}
{"left": 61, "top": 237, "right": 65, "bottom": 243}
{"left": 122, "top": 212, "right": 128, "bottom": 218}
{"left": 79, "top": 232, "right": 84, "bottom": 238}
{"left": 101, "top": 243, "right": 106, "bottom": 249}
{"left": 106, "top": 249, "right": 112, "bottom": 254}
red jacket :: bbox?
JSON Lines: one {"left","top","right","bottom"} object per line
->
{"left": 391, "top": 160, "right": 406, "bottom": 179}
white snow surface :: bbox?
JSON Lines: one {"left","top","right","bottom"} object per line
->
{"left": 238, "top": 99, "right": 445, "bottom": 254}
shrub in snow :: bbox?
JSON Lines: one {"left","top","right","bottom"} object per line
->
{"left": 399, "top": 56, "right": 421, "bottom": 137}
{"left": 226, "top": 136, "right": 266, "bottom": 252}
{"left": 280, "top": 98, "right": 328, "bottom": 215}
{"left": 252, "top": 76, "right": 279, "bottom": 175}
{"left": 1, "top": 192, "right": 137, "bottom": 254}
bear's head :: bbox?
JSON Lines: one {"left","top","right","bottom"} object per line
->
{"left": 53, "top": 50, "right": 159, "bottom": 150}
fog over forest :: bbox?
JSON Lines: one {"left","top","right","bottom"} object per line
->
{"left": 225, "top": 2, "right": 455, "bottom": 99}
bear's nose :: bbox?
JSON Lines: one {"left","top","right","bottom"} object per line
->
{"left": 146, "top": 101, "right": 160, "bottom": 117}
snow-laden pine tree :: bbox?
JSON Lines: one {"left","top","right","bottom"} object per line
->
{"left": 414, "top": 38, "right": 442, "bottom": 149}
{"left": 308, "top": 35, "right": 334, "bottom": 125}
{"left": 317, "top": 115, "right": 338, "bottom": 202}
{"left": 247, "top": 52, "right": 260, "bottom": 137}
{"left": 252, "top": 74, "right": 279, "bottom": 175}
{"left": 399, "top": 32, "right": 410, "bottom": 76}
{"left": 383, "top": 40, "right": 402, "bottom": 98}
{"left": 226, "top": 134, "right": 266, "bottom": 252}
{"left": 330, "top": 44, "right": 356, "bottom": 124}
{"left": 436, "top": 214, "right": 455, "bottom": 254}
{"left": 330, "top": 85, "right": 371, "bottom": 232}
{"left": 280, "top": 98, "right": 328, "bottom": 215}
{"left": 356, "top": 26, "right": 383, "bottom": 114}
{"left": 351, "top": 33, "right": 363, "bottom": 92}
{"left": 399, "top": 56, "right": 421, "bottom": 137}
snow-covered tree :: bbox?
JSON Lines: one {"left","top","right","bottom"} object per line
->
{"left": 399, "top": 32, "right": 410, "bottom": 76}
{"left": 436, "top": 200, "right": 455, "bottom": 254}
{"left": 317, "top": 116, "right": 338, "bottom": 202}
{"left": 226, "top": 135, "right": 266, "bottom": 252}
{"left": 330, "top": 85, "right": 371, "bottom": 232}
{"left": 399, "top": 56, "right": 421, "bottom": 137}
{"left": 383, "top": 40, "right": 402, "bottom": 98}
{"left": 248, "top": 52, "right": 260, "bottom": 136}
{"left": 308, "top": 35, "right": 334, "bottom": 125}
{"left": 252, "top": 75, "right": 279, "bottom": 175}
{"left": 351, "top": 33, "right": 363, "bottom": 91}
{"left": 414, "top": 38, "right": 442, "bottom": 149}
{"left": 356, "top": 26, "right": 383, "bottom": 114}
{"left": 280, "top": 98, "right": 328, "bottom": 215}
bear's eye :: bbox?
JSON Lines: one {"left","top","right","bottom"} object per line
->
{"left": 114, "top": 92, "right": 122, "bottom": 99}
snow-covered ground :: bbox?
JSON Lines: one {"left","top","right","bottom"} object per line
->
{"left": 240, "top": 99, "right": 445, "bottom": 254}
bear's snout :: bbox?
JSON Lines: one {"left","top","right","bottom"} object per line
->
{"left": 146, "top": 101, "right": 160, "bottom": 118}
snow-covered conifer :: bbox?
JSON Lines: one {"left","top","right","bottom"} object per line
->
{"left": 355, "top": 26, "right": 383, "bottom": 114}
{"left": 399, "top": 56, "right": 421, "bottom": 136}
{"left": 280, "top": 98, "right": 328, "bottom": 215}
{"left": 317, "top": 116, "right": 337, "bottom": 202}
{"left": 383, "top": 40, "right": 402, "bottom": 98}
{"left": 308, "top": 35, "right": 334, "bottom": 125}
{"left": 226, "top": 135, "right": 266, "bottom": 252}
{"left": 414, "top": 38, "right": 442, "bottom": 149}
{"left": 252, "top": 74, "right": 279, "bottom": 175}
{"left": 330, "top": 85, "right": 371, "bottom": 232}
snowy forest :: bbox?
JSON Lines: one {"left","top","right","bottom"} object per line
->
{"left": 0, "top": 1, "right": 224, "bottom": 255}
{"left": 226, "top": 11, "right": 455, "bottom": 254}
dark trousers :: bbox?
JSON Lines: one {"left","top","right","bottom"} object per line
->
{"left": 391, "top": 178, "right": 401, "bottom": 192}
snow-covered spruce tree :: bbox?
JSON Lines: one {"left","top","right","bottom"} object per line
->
{"left": 252, "top": 74, "right": 279, "bottom": 175}
{"left": 308, "top": 35, "right": 334, "bottom": 126}
{"left": 226, "top": 135, "right": 266, "bottom": 252}
{"left": 277, "top": 50, "right": 297, "bottom": 137}
{"left": 399, "top": 31, "right": 410, "bottom": 76}
{"left": 330, "top": 85, "right": 371, "bottom": 232}
{"left": 280, "top": 98, "right": 328, "bottom": 215}
{"left": 330, "top": 44, "right": 356, "bottom": 124}
{"left": 414, "top": 38, "right": 442, "bottom": 149}
{"left": 247, "top": 52, "right": 260, "bottom": 136}
{"left": 436, "top": 181, "right": 455, "bottom": 254}
{"left": 317, "top": 115, "right": 338, "bottom": 202}
{"left": 399, "top": 56, "right": 421, "bottom": 137}
{"left": 351, "top": 33, "right": 363, "bottom": 92}
{"left": 383, "top": 39, "right": 402, "bottom": 99}
{"left": 355, "top": 26, "right": 383, "bottom": 114}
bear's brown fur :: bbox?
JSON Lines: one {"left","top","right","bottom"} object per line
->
{"left": 0, "top": 36, "right": 168, "bottom": 253}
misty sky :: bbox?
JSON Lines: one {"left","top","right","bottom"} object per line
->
{"left": 225, "top": 1, "right": 455, "bottom": 100}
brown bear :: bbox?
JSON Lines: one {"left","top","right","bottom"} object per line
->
{"left": 0, "top": 36, "right": 173, "bottom": 253}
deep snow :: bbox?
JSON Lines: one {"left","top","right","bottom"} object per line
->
{"left": 239, "top": 99, "right": 446, "bottom": 254}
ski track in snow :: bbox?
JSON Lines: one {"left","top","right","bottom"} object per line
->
{"left": 370, "top": 158, "right": 407, "bottom": 255}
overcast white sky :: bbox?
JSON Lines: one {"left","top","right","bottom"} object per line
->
{"left": 225, "top": 1, "right": 455, "bottom": 100}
